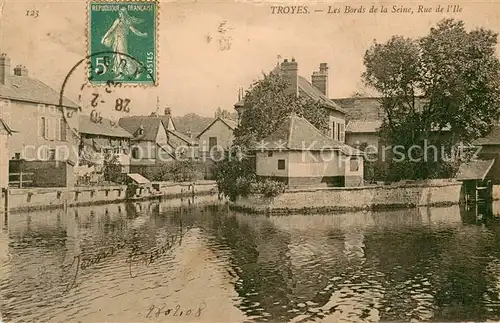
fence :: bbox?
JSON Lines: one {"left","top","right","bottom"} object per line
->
{"left": 9, "top": 172, "right": 34, "bottom": 188}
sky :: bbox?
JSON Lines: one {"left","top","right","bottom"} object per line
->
{"left": 1, "top": 0, "right": 499, "bottom": 119}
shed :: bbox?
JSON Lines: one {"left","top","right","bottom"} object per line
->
{"left": 127, "top": 173, "right": 151, "bottom": 186}
{"left": 456, "top": 159, "right": 495, "bottom": 204}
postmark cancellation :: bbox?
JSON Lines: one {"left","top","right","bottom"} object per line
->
{"left": 87, "top": 0, "right": 158, "bottom": 86}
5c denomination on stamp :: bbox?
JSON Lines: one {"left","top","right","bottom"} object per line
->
{"left": 88, "top": 0, "right": 158, "bottom": 85}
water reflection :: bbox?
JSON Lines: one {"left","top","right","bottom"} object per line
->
{"left": 2, "top": 200, "right": 500, "bottom": 322}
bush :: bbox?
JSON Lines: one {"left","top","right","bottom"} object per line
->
{"left": 250, "top": 179, "right": 286, "bottom": 197}
{"left": 213, "top": 156, "right": 255, "bottom": 201}
{"left": 141, "top": 160, "right": 203, "bottom": 182}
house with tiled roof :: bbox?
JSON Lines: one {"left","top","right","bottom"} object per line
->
{"left": 0, "top": 53, "right": 81, "bottom": 187}
{"left": 196, "top": 116, "right": 237, "bottom": 159}
{"left": 0, "top": 53, "right": 80, "bottom": 165}
{"left": 119, "top": 109, "right": 198, "bottom": 172}
{"left": 78, "top": 116, "right": 132, "bottom": 173}
{"left": 252, "top": 113, "right": 364, "bottom": 188}
{"left": 235, "top": 58, "right": 347, "bottom": 143}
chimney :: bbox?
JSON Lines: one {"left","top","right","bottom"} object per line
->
{"left": 164, "top": 107, "right": 171, "bottom": 116}
{"left": 280, "top": 58, "right": 298, "bottom": 97}
{"left": 13, "top": 65, "right": 28, "bottom": 77}
{"left": 312, "top": 63, "right": 328, "bottom": 96}
{"left": 0, "top": 53, "right": 10, "bottom": 86}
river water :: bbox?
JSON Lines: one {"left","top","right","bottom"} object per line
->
{"left": 1, "top": 196, "right": 500, "bottom": 322}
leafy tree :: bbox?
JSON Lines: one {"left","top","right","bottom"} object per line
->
{"left": 363, "top": 19, "right": 500, "bottom": 180}
{"left": 233, "top": 71, "right": 330, "bottom": 149}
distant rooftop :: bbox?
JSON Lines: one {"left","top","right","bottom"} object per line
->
{"left": 79, "top": 116, "right": 132, "bottom": 138}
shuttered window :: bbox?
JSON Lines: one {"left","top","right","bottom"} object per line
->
{"left": 60, "top": 119, "right": 67, "bottom": 141}
{"left": 39, "top": 117, "right": 46, "bottom": 138}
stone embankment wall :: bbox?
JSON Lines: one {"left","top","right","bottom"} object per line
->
{"left": 2, "top": 181, "right": 217, "bottom": 213}
{"left": 233, "top": 180, "right": 463, "bottom": 214}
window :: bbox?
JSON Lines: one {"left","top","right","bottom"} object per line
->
{"left": 48, "top": 149, "right": 56, "bottom": 160}
{"left": 132, "top": 147, "right": 140, "bottom": 159}
{"left": 209, "top": 137, "right": 217, "bottom": 151}
{"left": 268, "top": 151, "right": 273, "bottom": 157}
{"left": 39, "top": 117, "right": 46, "bottom": 138}
{"left": 332, "top": 121, "right": 336, "bottom": 140}
{"left": 339, "top": 123, "right": 345, "bottom": 142}
{"left": 60, "top": 119, "right": 67, "bottom": 141}
{"left": 46, "top": 118, "right": 56, "bottom": 140}
{"left": 350, "top": 157, "right": 359, "bottom": 172}
{"left": 278, "top": 159, "right": 285, "bottom": 170}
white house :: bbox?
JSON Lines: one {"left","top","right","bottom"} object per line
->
{"left": 252, "top": 114, "right": 364, "bottom": 188}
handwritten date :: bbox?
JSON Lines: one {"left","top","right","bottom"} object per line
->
{"left": 146, "top": 302, "right": 206, "bottom": 319}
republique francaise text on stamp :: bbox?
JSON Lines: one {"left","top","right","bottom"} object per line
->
{"left": 87, "top": 0, "right": 158, "bottom": 85}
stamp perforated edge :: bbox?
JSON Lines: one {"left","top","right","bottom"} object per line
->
{"left": 85, "top": 0, "right": 159, "bottom": 88}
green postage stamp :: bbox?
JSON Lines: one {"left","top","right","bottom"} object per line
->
{"left": 88, "top": 1, "right": 158, "bottom": 85}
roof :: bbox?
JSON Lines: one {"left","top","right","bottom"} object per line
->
{"left": 0, "top": 75, "right": 79, "bottom": 109}
{"left": 346, "top": 120, "right": 382, "bottom": 133}
{"left": 234, "top": 62, "right": 346, "bottom": 113}
{"left": 79, "top": 116, "right": 132, "bottom": 138}
{"left": 196, "top": 117, "right": 237, "bottom": 139}
{"left": 252, "top": 114, "right": 362, "bottom": 155}
{"left": 127, "top": 173, "right": 151, "bottom": 185}
{"left": 297, "top": 76, "right": 345, "bottom": 113}
{"left": 118, "top": 116, "right": 163, "bottom": 141}
{"left": 455, "top": 159, "right": 495, "bottom": 181}
{"left": 167, "top": 129, "right": 198, "bottom": 146}
{"left": 473, "top": 125, "right": 500, "bottom": 146}
{"left": 332, "top": 97, "right": 386, "bottom": 121}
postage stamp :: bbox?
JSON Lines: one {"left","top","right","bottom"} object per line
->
{"left": 87, "top": 0, "right": 158, "bottom": 85}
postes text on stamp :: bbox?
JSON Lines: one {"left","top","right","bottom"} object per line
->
{"left": 88, "top": 1, "right": 157, "bottom": 85}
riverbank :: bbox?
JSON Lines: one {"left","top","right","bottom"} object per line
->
{"left": 230, "top": 180, "right": 465, "bottom": 214}
{"left": 1, "top": 181, "right": 218, "bottom": 213}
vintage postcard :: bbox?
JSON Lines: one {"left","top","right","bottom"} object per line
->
{"left": 1, "top": 0, "right": 500, "bottom": 322}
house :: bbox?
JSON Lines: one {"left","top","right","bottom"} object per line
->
{"left": 0, "top": 53, "right": 80, "bottom": 187}
{"left": 252, "top": 113, "right": 364, "bottom": 188}
{"left": 0, "top": 53, "right": 80, "bottom": 163}
{"left": 78, "top": 115, "right": 132, "bottom": 173}
{"left": 235, "top": 58, "right": 347, "bottom": 143}
{"left": 0, "top": 118, "right": 14, "bottom": 190}
{"left": 119, "top": 109, "right": 198, "bottom": 173}
{"left": 345, "top": 120, "right": 382, "bottom": 150}
{"left": 333, "top": 96, "right": 452, "bottom": 152}
{"left": 196, "top": 116, "right": 237, "bottom": 159}
{"left": 332, "top": 97, "right": 385, "bottom": 149}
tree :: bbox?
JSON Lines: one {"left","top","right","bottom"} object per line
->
{"left": 103, "top": 154, "right": 123, "bottom": 183}
{"left": 363, "top": 19, "right": 500, "bottom": 180}
{"left": 233, "top": 71, "right": 330, "bottom": 149}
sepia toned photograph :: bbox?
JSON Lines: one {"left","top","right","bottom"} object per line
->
{"left": 0, "top": 0, "right": 500, "bottom": 322}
